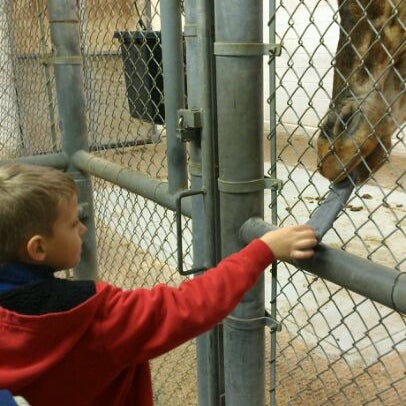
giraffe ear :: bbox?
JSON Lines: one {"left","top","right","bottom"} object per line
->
{"left": 25, "top": 235, "right": 47, "bottom": 262}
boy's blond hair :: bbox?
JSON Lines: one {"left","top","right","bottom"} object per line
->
{"left": 0, "top": 163, "right": 78, "bottom": 262}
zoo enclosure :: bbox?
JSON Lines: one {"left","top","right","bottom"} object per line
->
{"left": 0, "top": 0, "right": 405, "bottom": 405}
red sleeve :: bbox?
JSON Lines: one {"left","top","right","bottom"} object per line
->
{"left": 97, "top": 239, "right": 274, "bottom": 365}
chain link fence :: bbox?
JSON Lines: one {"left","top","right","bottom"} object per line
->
{"left": 266, "top": 1, "right": 405, "bottom": 404}
{"left": 78, "top": 1, "right": 196, "bottom": 404}
{"left": 0, "top": 0, "right": 404, "bottom": 405}
{"left": 0, "top": 1, "right": 60, "bottom": 158}
{"left": 1, "top": 1, "right": 195, "bottom": 404}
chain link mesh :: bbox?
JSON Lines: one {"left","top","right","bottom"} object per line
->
{"left": 77, "top": 1, "right": 195, "bottom": 403}
{"left": 1, "top": 0, "right": 195, "bottom": 403}
{"left": 1, "top": 0, "right": 404, "bottom": 405}
{"left": 0, "top": 0, "right": 60, "bottom": 158}
{"left": 266, "top": 1, "right": 405, "bottom": 404}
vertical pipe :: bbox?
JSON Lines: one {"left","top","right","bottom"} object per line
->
{"left": 35, "top": 0, "right": 58, "bottom": 150}
{"left": 184, "top": 2, "right": 209, "bottom": 403}
{"left": 47, "top": 0, "right": 97, "bottom": 280}
{"left": 185, "top": 0, "right": 223, "bottom": 404}
{"left": 196, "top": 0, "right": 225, "bottom": 394}
{"left": 214, "top": 0, "right": 265, "bottom": 405}
{"left": 4, "top": 1, "right": 27, "bottom": 155}
{"left": 268, "top": 2, "right": 278, "bottom": 405}
{"left": 159, "top": 0, "right": 188, "bottom": 193}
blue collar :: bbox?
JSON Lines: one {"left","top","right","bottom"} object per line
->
{"left": 0, "top": 262, "right": 55, "bottom": 292}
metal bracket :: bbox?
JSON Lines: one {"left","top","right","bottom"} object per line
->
{"left": 224, "top": 312, "right": 281, "bottom": 332}
{"left": 176, "top": 109, "right": 202, "bottom": 142}
{"left": 188, "top": 161, "right": 202, "bottom": 177}
{"left": 184, "top": 24, "right": 198, "bottom": 37}
{"left": 176, "top": 189, "right": 207, "bottom": 276}
{"left": 264, "top": 313, "right": 282, "bottom": 332}
{"left": 214, "top": 42, "right": 282, "bottom": 57}
{"left": 218, "top": 176, "right": 283, "bottom": 194}
{"left": 264, "top": 177, "right": 283, "bottom": 191}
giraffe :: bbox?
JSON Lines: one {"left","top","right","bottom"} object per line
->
{"left": 317, "top": 0, "right": 405, "bottom": 184}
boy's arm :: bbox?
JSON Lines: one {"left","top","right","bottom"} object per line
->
{"left": 98, "top": 224, "right": 316, "bottom": 366}
{"left": 98, "top": 239, "right": 273, "bottom": 365}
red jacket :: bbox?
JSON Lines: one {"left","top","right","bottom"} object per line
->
{"left": 0, "top": 239, "right": 273, "bottom": 406}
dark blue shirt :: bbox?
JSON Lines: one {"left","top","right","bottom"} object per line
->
{"left": 0, "top": 262, "right": 55, "bottom": 292}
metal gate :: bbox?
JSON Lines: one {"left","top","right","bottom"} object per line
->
{"left": 0, "top": 0, "right": 404, "bottom": 405}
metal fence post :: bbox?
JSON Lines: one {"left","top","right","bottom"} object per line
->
{"left": 185, "top": 0, "right": 223, "bottom": 405}
{"left": 160, "top": 0, "right": 188, "bottom": 193}
{"left": 214, "top": 0, "right": 266, "bottom": 404}
{"left": 268, "top": 2, "right": 278, "bottom": 404}
{"left": 47, "top": 0, "right": 97, "bottom": 279}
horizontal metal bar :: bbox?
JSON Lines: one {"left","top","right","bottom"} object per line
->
{"left": 40, "top": 55, "right": 82, "bottom": 65}
{"left": 71, "top": 150, "right": 192, "bottom": 217}
{"left": 15, "top": 51, "right": 121, "bottom": 60}
{"left": 48, "top": 19, "right": 79, "bottom": 24}
{"left": 0, "top": 152, "right": 68, "bottom": 169}
{"left": 0, "top": 139, "right": 153, "bottom": 168}
{"left": 239, "top": 217, "right": 406, "bottom": 314}
{"left": 84, "top": 51, "right": 121, "bottom": 57}
{"left": 88, "top": 138, "right": 156, "bottom": 152}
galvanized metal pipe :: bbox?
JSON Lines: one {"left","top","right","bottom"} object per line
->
{"left": 239, "top": 217, "right": 406, "bottom": 314}
{"left": 185, "top": 0, "right": 204, "bottom": 269}
{"left": 267, "top": 2, "right": 279, "bottom": 404}
{"left": 36, "top": 0, "right": 58, "bottom": 150}
{"left": 72, "top": 150, "right": 192, "bottom": 218}
{"left": 159, "top": 0, "right": 188, "bottom": 193}
{"left": 0, "top": 152, "right": 68, "bottom": 169}
{"left": 47, "top": 0, "right": 97, "bottom": 280}
{"left": 185, "top": 0, "right": 223, "bottom": 404}
{"left": 215, "top": 0, "right": 266, "bottom": 404}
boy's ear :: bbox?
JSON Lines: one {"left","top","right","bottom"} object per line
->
{"left": 25, "top": 235, "right": 47, "bottom": 262}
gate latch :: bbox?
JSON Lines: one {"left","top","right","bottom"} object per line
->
{"left": 176, "top": 189, "right": 208, "bottom": 276}
{"left": 176, "top": 109, "right": 202, "bottom": 142}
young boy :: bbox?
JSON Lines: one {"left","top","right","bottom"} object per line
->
{"left": 0, "top": 163, "right": 317, "bottom": 406}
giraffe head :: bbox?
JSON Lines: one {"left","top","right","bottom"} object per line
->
{"left": 317, "top": 0, "right": 405, "bottom": 184}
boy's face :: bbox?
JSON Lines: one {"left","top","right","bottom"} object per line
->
{"left": 42, "top": 194, "right": 87, "bottom": 270}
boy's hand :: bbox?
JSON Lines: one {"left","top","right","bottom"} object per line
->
{"left": 260, "top": 225, "right": 317, "bottom": 262}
